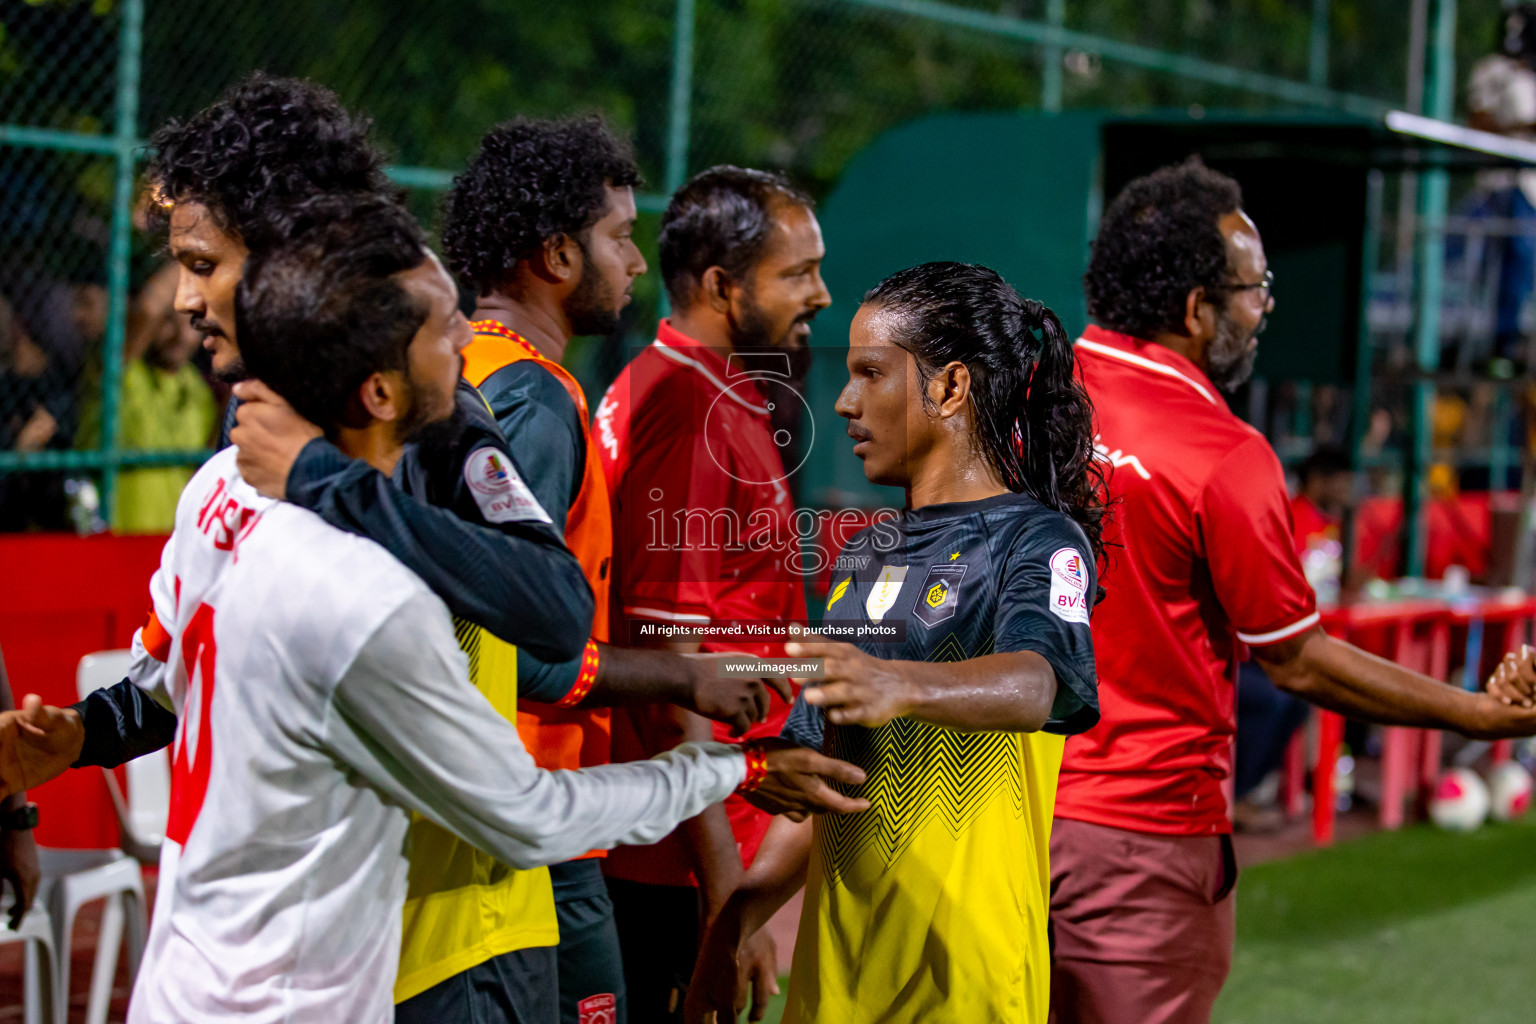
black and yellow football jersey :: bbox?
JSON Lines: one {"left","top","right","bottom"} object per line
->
{"left": 781, "top": 491, "right": 1098, "bottom": 1023}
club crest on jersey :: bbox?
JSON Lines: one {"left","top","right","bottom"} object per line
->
{"left": 577, "top": 994, "right": 616, "bottom": 1024}
{"left": 464, "top": 447, "right": 552, "bottom": 525}
{"left": 913, "top": 564, "right": 967, "bottom": 628}
{"left": 1048, "top": 547, "right": 1090, "bottom": 624}
{"left": 865, "top": 565, "right": 908, "bottom": 623}
{"left": 826, "top": 576, "right": 852, "bottom": 611}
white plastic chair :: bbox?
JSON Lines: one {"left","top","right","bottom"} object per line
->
{"left": 0, "top": 902, "right": 64, "bottom": 1024}
{"left": 34, "top": 650, "right": 164, "bottom": 1024}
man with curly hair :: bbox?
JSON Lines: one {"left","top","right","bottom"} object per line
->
{"left": 595, "top": 166, "right": 831, "bottom": 1023}
{"left": 1053, "top": 159, "right": 1536, "bottom": 1024}
{"left": 148, "top": 72, "right": 394, "bottom": 406}
{"left": 14, "top": 86, "right": 822, "bottom": 1024}
{"left": 438, "top": 118, "right": 807, "bottom": 1024}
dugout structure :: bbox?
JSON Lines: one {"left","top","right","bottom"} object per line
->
{"left": 802, "top": 108, "right": 1536, "bottom": 579}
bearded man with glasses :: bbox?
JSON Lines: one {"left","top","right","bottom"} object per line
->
{"left": 1052, "top": 158, "right": 1536, "bottom": 1024}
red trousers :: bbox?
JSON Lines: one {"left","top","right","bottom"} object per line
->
{"left": 1049, "top": 817, "right": 1237, "bottom": 1024}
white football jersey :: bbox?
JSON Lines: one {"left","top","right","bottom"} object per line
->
{"left": 128, "top": 449, "right": 746, "bottom": 1023}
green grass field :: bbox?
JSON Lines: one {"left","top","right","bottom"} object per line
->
{"left": 746, "top": 816, "right": 1536, "bottom": 1023}
{"left": 1217, "top": 815, "right": 1536, "bottom": 1023}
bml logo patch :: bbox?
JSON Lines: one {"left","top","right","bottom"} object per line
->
{"left": 1048, "top": 547, "right": 1090, "bottom": 623}
{"left": 912, "top": 564, "right": 967, "bottom": 628}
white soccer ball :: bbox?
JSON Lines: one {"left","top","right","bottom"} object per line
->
{"left": 1487, "top": 761, "right": 1534, "bottom": 823}
{"left": 1428, "top": 767, "right": 1490, "bottom": 832}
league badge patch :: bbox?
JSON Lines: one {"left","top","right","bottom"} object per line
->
{"left": 912, "top": 564, "right": 967, "bottom": 628}
{"left": 1048, "top": 547, "right": 1090, "bottom": 623}
{"left": 865, "top": 565, "right": 908, "bottom": 623}
{"left": 464, "top": 446, "right": 553, "bottom": 525}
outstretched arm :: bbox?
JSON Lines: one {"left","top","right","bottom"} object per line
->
{"left": 517, "top": 644, "right": 793, "bottom": 737}
{"left": 785, "top": 640, "right": 1058, "bottom": 733}
{"left": 231, "top": 381, "right": 592, "bottom": 663}
{"left": 328, "top": 593, "right": 868, "bottom": 869}
{"left": 1257, "top": 626, "right": 1536, "bottom": 738}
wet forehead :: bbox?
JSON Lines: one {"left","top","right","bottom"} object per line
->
{"left": 764, "top": 202, "right": 824, "bottom": 261}
{"left": 168, "top": 202, "right": 233, "bottom": 255}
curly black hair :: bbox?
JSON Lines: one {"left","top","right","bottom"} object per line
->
{"left": 236, "top": 191, "right": 427, "bottom": 432}
{"left": 441, "top": 116, "right": 641, "bottom": 297}
{"left": 659, "top": 165, "right": 814, "bottom": 309}
{"left": 865, "top": 262, "right": 1108, "bottom": 568}
{"left": 146, "top": 71, "right": 393, "bottom": 249}
{"left": 1083, "top": 158, "right": 1243, "bottom": 340}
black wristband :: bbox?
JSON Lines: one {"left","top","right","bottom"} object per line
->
{"left": 0, "top": 803, "right": 38, "bottom": 831}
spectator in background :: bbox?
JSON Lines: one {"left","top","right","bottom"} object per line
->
{"left": 1232, "top": 447, "right": 1353, "bottom": 831}
{"left": 0, "top": 294, "right": 73, "bottom": 531}
{"left": 1291, "top": 445, "right": 1352, "bottom": 600}
{"left": 111, "top": 299, "right": 216, "bottom": 533}
{"left": 1464, "top": 3, "right": 1536, "bottom": 370}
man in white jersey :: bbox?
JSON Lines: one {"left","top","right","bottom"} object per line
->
{"left": 90, "top": 194, "right": 869, "bottom": 1024}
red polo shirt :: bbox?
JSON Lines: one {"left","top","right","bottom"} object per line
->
{"left": 595, "top": 318, "right": 805, "bottom": 884}
{"left": 1060, "top": 325, "right": 1318, "bottom": 836}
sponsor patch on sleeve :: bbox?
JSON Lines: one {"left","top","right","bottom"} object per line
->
{"left": 464, "top": 446, "right": 552, "bottom": 525}
{"left": 1048, "top": 547, "right": 1090, "bottom": 624}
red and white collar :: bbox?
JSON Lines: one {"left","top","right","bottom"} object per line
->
{"left": 1074, "top": 324, "right": 1222, "bottom": 408}
{"left": 651, "top": 319, "right": 769, "bottom": 416}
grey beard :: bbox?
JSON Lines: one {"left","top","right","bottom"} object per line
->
{"left": 1206, "top": 315, "right": 1261, "bottom": 392}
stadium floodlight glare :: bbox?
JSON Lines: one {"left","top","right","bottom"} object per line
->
{"left": 1385, "top": 110, "right": 1536, "bottom": 166}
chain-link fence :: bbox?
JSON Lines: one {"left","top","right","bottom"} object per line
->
{"left": 0, "top": 0, "right": 1508, "bottom": 534}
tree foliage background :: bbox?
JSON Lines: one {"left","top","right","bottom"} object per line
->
{"left": 0, "top": 0, "right": 1516, "bottom": 378}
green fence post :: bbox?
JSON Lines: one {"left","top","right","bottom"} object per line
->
{"left": 99, "top": 0, "right": 144, "bottom": 530}
{"left": 1405, "top": 0, "right": 1456, "bottom": 577}
{"left": 1041, "top": 0, "right": 1064, "bottom": 113}
{"left": 666, "top": 0, "right": 696, "bottom": 196}
{"left": 1309, "top": 0, "right": 1330, "bottom": 87}
{"left": 1343, "top": 169, "right": 1383, "bottom": 580}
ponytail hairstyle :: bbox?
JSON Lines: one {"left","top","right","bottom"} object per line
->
{"left": 862, "top": 261, "right": 1107, "bottom": 566}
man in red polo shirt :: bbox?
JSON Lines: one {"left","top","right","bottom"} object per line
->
{"left": 1053, "top": 159, "right": 1536, "bottom": 1024}
{"left": 596, "top": 165, "right": 830, "bottom": 1022}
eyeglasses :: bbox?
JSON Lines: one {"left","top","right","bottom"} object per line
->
{"left": 1217, "top": 269, "right": 1274, "bottom": 302}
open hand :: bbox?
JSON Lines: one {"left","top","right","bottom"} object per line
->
{"left": 230, "top": 380, "right": 323, "bottom": 499}
{"left": 1488, "top": 646, "right": 1536, "bottom": 708}
{"left": 0, "top": 695, "right": 85, "bottom": 803}
{"left": 786, "top": 639, "right": 920, "bottom": 729}
{"left": 747, "top": 738, "right": 869, "bottom": 818}
{"left": 1466, "top": 685, "right": 1536, "bottom": 740}
{"left": 684, "top": 654, "right": 794, "bottom": 737}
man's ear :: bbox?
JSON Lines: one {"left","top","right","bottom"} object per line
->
{"left": 935, "top": 361, "right": 971, "bottom": 419}
{"left": 700, "top": 266, "right": 734, "bottom": 315}
{"left": 1183, "top": 286, "right": 1218, "bottom": 348}
{"left": 354, "top": 370, "right": 405, "bottom": 425}
{"left": 531, "top": 233, "right": 580, "bottom": 285}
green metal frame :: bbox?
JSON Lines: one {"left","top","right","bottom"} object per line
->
{"left": 1404, "top": 0, "right": 1458, "bottom": 577}
{"left": 0, "top": 0, "right": 1439, "bottom": 531}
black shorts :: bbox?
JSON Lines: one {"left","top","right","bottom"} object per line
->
{"left": 395, "top": 944, "right": 558, "bottom": 1024}
{"left": 605, "top": 876, "right": 701, "bottom": 1024}
{"left": 551, "top": 859, "right": 626, "bottom": 1024}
